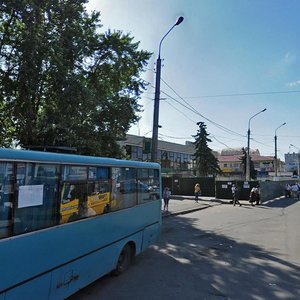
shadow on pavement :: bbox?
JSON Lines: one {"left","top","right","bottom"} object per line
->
{"left": 69, "top": 196, "right": 300, "bottom": 300}
{"left": 262, "top": 197, "right": 299, "bottom": 208}
{"left": 147, "top": 215, "right": 300, "bottom": 299}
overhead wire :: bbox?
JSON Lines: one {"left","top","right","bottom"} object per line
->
{"left": 158, "top": 77, "right": 288, "bottom": 152}
{"left": 142, "top": 77, "right": 246, "bottom": 146}
{"left": 160, "top": 77, "right": 245, "bottom": 138}
{"left": 210, "top": 134, "right": 231, "bottom": 148}
{"left": 141, "top": 74, "right": 297, "bottom": 154}
{"left": 184, "top": 90, "right": 300, "bottom": 99}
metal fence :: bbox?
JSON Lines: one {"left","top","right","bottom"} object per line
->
{"left": 162, "top": 176, "right": 215, "bottom": 197}
{"left": 162, "top": 176, "right": 287, "bottom": 201}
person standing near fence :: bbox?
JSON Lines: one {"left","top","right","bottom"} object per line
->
{"left": 163, "top": 186, "right": 171, "bottom": 212}
{"left": 194, "top": 183, "right": 201, "bottom": 203}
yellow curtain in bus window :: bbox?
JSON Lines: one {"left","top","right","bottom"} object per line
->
{"left": 18, "top": 185, "right": 44, "bottom": 208}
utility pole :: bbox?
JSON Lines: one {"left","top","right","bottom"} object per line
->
{"left": 274, "top": 122, "right": 286, "bottom": 177}
{"left": 151, "top": 17, "right": 184, "bottom": 162}
{"left": 246, "top": 108, "right": 267, "bottom": 181}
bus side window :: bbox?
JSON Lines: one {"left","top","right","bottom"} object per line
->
{"left": 60, "top": 183, "right": 85, "bottom": 223}
{"left": 0, "top": 162, "right": 14, "bottom": 239}
{"left": 13, "top": 163, "right": 60, "bottom": 236}
{"left": 60, "top": 166, "right": 111, "bottom": 223}
{"left": 86, "top": 180, "right": 110, "bottom": 215}
{"left": 111, "top": 167, "right": 137, "bottom": 211}
{"left": 137, "top": 168, "right": 161, "bottom": 203}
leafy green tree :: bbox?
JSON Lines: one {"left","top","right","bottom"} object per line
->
{"left": 193, "top": 122, "right": 221, "bottom": 176}
{"left": 239, "top": 147, "right": 257, "bottom": 179}
{"left": 0, "top": 0, "right": 151, "bottom": 157}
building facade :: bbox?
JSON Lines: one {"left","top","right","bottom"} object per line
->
{"left": 217, "top": 148, "right": 274, "bottom": 178}
{"left": 120, "top": 135, "right": 195, "bottom": 176}
{"left": 285, "top": 152, "right": 299, "bottom": 174}
{"left": 121, "top": 136, "right": 288, "bottom": 179}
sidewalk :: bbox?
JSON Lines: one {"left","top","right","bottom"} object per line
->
{"left": 162, "top": 195, "right": 223, "bottom": 217}
{"left": 161, "top": 195, "right": 289, "bottom": 217}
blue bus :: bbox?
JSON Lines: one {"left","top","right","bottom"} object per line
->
{"left": 0, "top": 148, "right": 161, "bottom": 300}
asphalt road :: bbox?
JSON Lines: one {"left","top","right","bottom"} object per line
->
{"left": 69, "top": 197, "right": 300, "bottom": 300}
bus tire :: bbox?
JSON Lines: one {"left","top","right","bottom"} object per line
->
{"left": 113, "top": 244, "right": 132, "bottom": 276}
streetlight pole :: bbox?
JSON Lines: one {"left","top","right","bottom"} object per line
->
{"left": 151, "top": 16, "right": 184, "bottom": 162}
{"left": 290, "top": 144, "right": 300, "bottom": 177}
{"left": 246, "top": 108, "right": 267, "bottom": 181}
{"left": 274, "top": 122, "right": 286, "bottom": 177}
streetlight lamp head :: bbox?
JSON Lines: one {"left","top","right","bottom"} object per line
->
{"left": 175, "top": 16, "right": 184, "bottom": 26}
{"left": 262, "top": 108, "right": 267, "bottom": 112}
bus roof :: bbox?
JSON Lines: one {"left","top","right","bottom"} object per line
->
{"left": 0, "top": 148, "right": 160, "bottom": 169}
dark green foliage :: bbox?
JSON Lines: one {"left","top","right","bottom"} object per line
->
{"left": 239, "top": 147, "right": 257, "bottom": 179}
{"left": 193, "top": 122, "right": 221, "bottom": 176}
{"left": 0, "top": 0, "right": 151, "bottom": 157}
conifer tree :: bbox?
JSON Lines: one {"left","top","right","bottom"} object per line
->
{"left": 193, "top": 122, "right": 221, "bottom": 176}
{"left": 239, "top": 147, "right": 257, "bottom": 179}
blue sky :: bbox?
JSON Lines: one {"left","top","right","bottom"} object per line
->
{"left": 86, "top": 0, "right": 300, "bottom": 160}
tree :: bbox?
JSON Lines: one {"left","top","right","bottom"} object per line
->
{"left": 193, "top": 122, "right": 221, "bottom": 176}
{"left": 239, "top": 147, "right": 257, "bottom": 179}
{"left": 0, "top": 0, "right": 151, "bottom": 157}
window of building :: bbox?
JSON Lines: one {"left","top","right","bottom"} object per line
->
{"left": 132, "top": 145, "right": 141, "bottom": 160}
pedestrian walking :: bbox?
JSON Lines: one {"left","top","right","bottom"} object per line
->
{"left": 284, "top": 183, "right": 291, "bottom": 198}
{"left": 249, "top": 186, "right": 260, "bottom": 206}
{"left": 194, "top": 183, "right": 201, "bottom": 203}
{"left": 232, "top": 184, "right": 241, "bottom": 206}
{"left": 249, "top": 186, "right": 257, "bottom": 206}
{"left": 291, "top": 183, "right": 299, "bottom": 199}
{"left": 255, "top": 184, "right": 261, "bottom": 205}
{"left": 163, "top": 187, "right": 171, "bottom": 212}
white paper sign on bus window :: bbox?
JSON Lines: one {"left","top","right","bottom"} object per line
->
{"left": 18, "top": 185, "right": 44, "bottom": 208}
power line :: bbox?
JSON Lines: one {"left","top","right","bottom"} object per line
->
{"left": 181, "top": 90, "right": 300, "bottom": 99}
{"left": 164, "top": 99, "right": 196, "bottom": 123}
{"left": 160, "top": 78, "right": 245, "bottom": 138}
{"left": 144, "top": 80, "right": 244, "bottom": 139}
{"left": 158, "top": 133, "right": 191, "bottom": 140}
{"left": 210, "top": 134, "right": 231, "bottom": 148}
{"left": 251, "top": 138, "right": 274, "bottom": 149}
{"left": 143, "top": 77, "right": 298, "bottom": 151}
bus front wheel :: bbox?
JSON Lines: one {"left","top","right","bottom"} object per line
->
{"left": 113, "top": 244, "right": 132, "bottom": 276}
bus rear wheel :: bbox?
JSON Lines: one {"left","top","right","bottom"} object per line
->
{"left": 113, "top": 244, "right": 132, "bottom": 276}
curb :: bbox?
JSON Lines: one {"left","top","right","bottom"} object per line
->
{"left": 162, "top": 203, "right": 221, "bottom": 218}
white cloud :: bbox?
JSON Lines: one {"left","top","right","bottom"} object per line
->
{"left": 284, "top": 52, "right": 296, "bottom": 65}
{"left": 287, "top": 80, "right": 300, "bottom": 87}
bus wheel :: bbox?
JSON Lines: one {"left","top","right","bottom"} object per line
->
{"left": 113, "top": 244, "right": 132, "bottom": 276}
